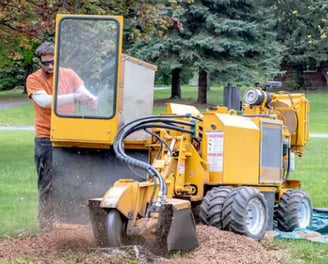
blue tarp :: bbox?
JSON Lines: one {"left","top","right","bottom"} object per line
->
{"left": 273, "top": 208, "right": 328, "bottom": 242}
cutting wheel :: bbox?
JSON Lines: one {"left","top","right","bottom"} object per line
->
{"left": 106, "top": 209, "right": 127, "bottom": 247}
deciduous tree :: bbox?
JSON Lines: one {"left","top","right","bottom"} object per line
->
{"left": 0, "top": 0, "right": 189, "bottom": 90}
{"left": 269, "top": 0, "right": 328, "bottom": 89}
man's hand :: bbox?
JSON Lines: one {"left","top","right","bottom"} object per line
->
{"left": 74, "top": 93, "right": 90, "bottom": 105}
{"left": 74, "top": 94, "right": 99, "bottom": 111}
{"left": 88, "top": 97, "right": 99, "bottom": 111}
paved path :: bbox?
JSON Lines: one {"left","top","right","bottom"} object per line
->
{"left": 0, "top": 101, "right": 30, "bottom": 110}
{"left": 0, "top": 98, "right": 33, "bottom": 130}
{"left": 310, "top": 133, "right": 328, "bottom": 138}
{"left": 0, "top": 97, "right": 30, "bottom": 110}
{"left": 0, "top": 125, "right": 34, "bottom": 130}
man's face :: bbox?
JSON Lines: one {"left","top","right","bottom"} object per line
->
{"left": 40, "top": 55, "right": 54, "bottom": 76}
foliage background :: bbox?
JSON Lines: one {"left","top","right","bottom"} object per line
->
{"left": 1, "top": 0, "right": 328, "bottom": 92}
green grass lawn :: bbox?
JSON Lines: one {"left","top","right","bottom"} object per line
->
{"left": 304, "top": 92, "right": 328, "bottom": 133}
{"left": 1, "top": 87, "right": 328, "bottom": 263}
{"left": 0, "top": 130, "right": 38, "bottom": 237}
{"left": 292, "top": 138, "right": 328, "bottom": 208}
{"left": 0, "top": 104, "right": 34, "bottom": 125}
{"left": 0, "top": 89, "right": 34, "bottom": 125}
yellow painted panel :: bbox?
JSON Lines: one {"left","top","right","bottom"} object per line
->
{"left": 218, "top": 114, "right": 259, "bottom": 129}
{"left": 166, "top": 103, "right": 200, "bottom": 115}
{"left": 51, "top": 115, "right": 118, "bottom": 144}
{"left": 202, "top": 113, "right": 260, "bottom": 185}
{"left": 222, "top": 124, "right": 260, "bottom": 185}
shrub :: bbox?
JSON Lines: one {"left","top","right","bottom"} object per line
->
{"left": 0, "top": 62, "right": 26, "bottom": 91}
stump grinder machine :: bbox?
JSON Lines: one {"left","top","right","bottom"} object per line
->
{"left": 50, "top": 15, "right": 312, "bottom": 251}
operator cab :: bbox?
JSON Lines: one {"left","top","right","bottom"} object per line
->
{"left": 51, "top": 15, "right": 156, "bottom": 148}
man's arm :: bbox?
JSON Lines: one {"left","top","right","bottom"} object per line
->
{"left": 31, "top": 91, "right": 52, "bottom": 108}
{"left": 31, "top": 86, "right": 98, "bottom": 109}
{"left": 31, "top": 91, "right": 75, "bottom": 108}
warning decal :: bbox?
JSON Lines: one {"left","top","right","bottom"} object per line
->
{"left": 206, "top": 131, "right": 224, "bottom": 172}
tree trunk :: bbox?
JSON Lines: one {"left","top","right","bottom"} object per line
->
{"left": 171, "top": 68, "right": 181, "bottom": 99}
{"left": 320, "top": 62, "right": 328, "bottom": 88}
{"left": 197, "top": 69, "right": 207, "bottom": 104}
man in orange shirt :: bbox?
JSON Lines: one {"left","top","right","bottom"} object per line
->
{"left": 26, "top": 41, "right": 98, "bottom": 231}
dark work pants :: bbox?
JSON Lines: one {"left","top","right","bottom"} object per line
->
{"left": 34, "top": 137, "right": 54, "bottom": 231}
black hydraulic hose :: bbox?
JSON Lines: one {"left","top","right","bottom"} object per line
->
{"left": 115, "top": 123, "right": 194, "bottom": 161}
{"left": 123, "top": 123, "right": 194, "bottom": 137}
{"left": 116, "top": 114, "right": 196, "bottom": 134}
{"left": 115, "top": 124, "right": 194, "bottom": 197}
{"left": 114, "top": 142, "right": 164, "bottom": 195}
{"left": 114, "top": 114, "right": 200, "bottom": 141}
{"left": 114, "top": 115, "right": 198, "bottom": 161}
{"left": 113, "top": 116, "right": 196, "bottom": 203}
{"left": 144, "top": 128, "right": 173, "bottom": 158}
{"left": 145, "top": 175, "right": 158, "bottom": 217}
{"left": 127, "top": 117, "right": 196, "bottom": 131}
{"left": 142, "top": 128, "right": 168, "bottom": 206}
{"left": 115, "top": 123, "right": 194, "bottom": 183}
{"left": 114, "top": 120, "right": 195, "bottom": 162}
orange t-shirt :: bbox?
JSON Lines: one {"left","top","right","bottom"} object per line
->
{"left": 26, "top": 68, "right": 83, "bottom": 138}
{"left": 56, "top": 68, "right": 83, "bottom": 115}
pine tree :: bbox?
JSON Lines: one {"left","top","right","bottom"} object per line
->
{"left": 129, "top": 0, "right": 284, "bottom": 103}
{"left": 178, "top": 0, "right": 284, "bottom": 103}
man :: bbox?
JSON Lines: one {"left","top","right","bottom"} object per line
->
{"left": 26, "top": 41, "right": 97, "bottom": 231}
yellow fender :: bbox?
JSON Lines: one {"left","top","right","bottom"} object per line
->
{"left": 100, "top": 179, "right": 139, "bottom": 220}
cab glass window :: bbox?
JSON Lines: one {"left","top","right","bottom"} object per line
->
{"left": 54, "top": 17, "right": 119, "bottom": 118}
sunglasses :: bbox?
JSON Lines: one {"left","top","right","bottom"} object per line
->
{"left": 40, "top": 60, "right": 54, "bottom": 66}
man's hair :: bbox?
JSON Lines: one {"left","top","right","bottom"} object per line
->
{"left": 35, "top": 42, "right": 54, "bottom": 59}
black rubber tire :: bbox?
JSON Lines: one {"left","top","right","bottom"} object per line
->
{"left": 106, "top": 209, "right": 127, "bottom": 247}
{"left": 199, "top": 186, "right": 233, "bottom": 228}
{"left": 222, "top": 186, "right": 268, "bottom": 240}
{"left": 274, "top": 189, "right": 313, "bottom": 232}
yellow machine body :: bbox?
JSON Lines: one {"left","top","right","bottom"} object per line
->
{"left": 96, "top": 94, "right": 310, "bottom": 248}
{"left": 49, "top": 15, "right": 311, "bottom": 251}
